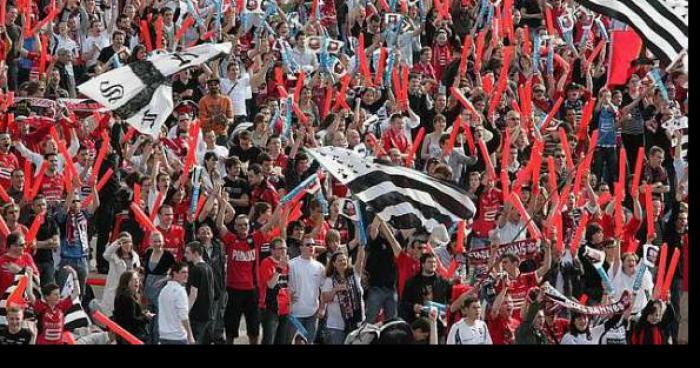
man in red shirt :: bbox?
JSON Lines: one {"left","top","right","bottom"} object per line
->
{"left": 0, "top": 132, "right": 19, "bottom": 190}
{"left": 0, "top": 233, "right": 39, "bottom": 295}
{"left": 471, "top": 178, "right": 504, "bottom": 247}
{"left": 494, "top": 238, "right": 552, "bottom": 322}
{"left": 39, "top": 153, "right": 66, "bottom": 206}
{"left": 152, "top": 205, "right": 185, "bottom": 261}
{"left": 487, "top": 276, "right": 520, "bottom": 344}
{"left": 216, "top": 194, "right": 285, "bottom": 345}
{"left": 247, "top": 163, "right": 280, "bottom": 214}
{"left": 381, "top": 114, "right": 412, "bottom": 157}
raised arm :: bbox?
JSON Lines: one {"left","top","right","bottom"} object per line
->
{"left": 535, "top": 238, "right": 552, "bottom": 280}
{"left": 378, "top": 217, "right": 402, "bottom": 258}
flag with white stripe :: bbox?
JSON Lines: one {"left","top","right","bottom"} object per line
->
{"left": 61, "top": 273, "right": 92, "bottom": 331}
{"left": 305, "top": 147, "right": 476, "bottom": 232}
{"left": 576, "top": 0, "right": 687, "bottom": 66}
{"left": 0, "top": 273, "right": 40, "bottom": 325}
{"left": 77, "top": 42, "right": 232, "bottom": 137}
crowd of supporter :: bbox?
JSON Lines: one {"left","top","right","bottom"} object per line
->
{"left": 0, "top": 0, "right": 689, "bottom": 345}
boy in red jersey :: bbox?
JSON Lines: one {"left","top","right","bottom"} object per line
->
{"left": 493, "top": 238, "right": 552, "bottom": 322}
{"left": 26, "top": 266, "right": 80, "bottom": 345}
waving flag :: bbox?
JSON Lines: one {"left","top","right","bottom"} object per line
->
{"left": 77, "top": 43, "right": 232, "bottom": 137}
{"left": 576, "top": 0, "right": 687, "bottom": 66}
{"left": 305, "top": 147, "right": 476, "bottom": 232}
{"left": 61, "top": 272, "right": 92, "bottom": 331}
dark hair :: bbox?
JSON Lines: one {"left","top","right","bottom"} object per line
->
{"left": 325, "top": 251, "right": 353, "bottom": 277}
{"left": 639, "top": 299, "right": 664, "bottom": 326}
{"left": 251, "top": 202, "right": 272, "bottom": 223}
{"left": 186, "top": 241, "right": 204, "bottom": 256}
{"left": 568, "top": 312, "right": 591, "bottom": 339}
{"left": 41, "top": 283, "right": 60, "bottom": 298}
{"left": 170, "top": 261, "right": 188, "bottom": 274}
{"left": 6, "top": 232, "right": 23, "bottom": 248}
{"left": 411, "top": 317, "right": 431, "bottom": 333}
{"left": 248, "top": 163, "right": 263, "bottom": 175}
{"left": 585, "top": 223, "right": 603, "bottom": 243}
{"left": 419, "top": 253, "right": 436, "bottom": 267}
{"left": 462, "top": 294, "right": 479, "bottom": 310}
{"left": 258, "top": 152, "right": 273, "bottom": 163}
{"left": 115, "top": 270, "right": 140, "bottom": 303}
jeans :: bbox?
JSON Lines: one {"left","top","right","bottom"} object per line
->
{"left": 261, "top": 309, "right": 288, "bottom": 345}
{"left": 56, "top": 257, "right": 88, "bottom": 297}
{"left": 211, "top": 294, "right": 228, "bottom": 344}
{"left": 322, "top": 328, "right": 347, "bottom": 345}
{"left": 36, "top": 260, "right": 55, "bottom": 287}
{"left": 159, "top": 338, "right": 188, "bottom": 345}
{"left": 365, "top": 287, "right": 398, "bottom": 323}
{"left": 289, "top": 314, "right": 318, "bottom": 344}
{"left": 592, "top": 146, "right": 618, "bottom": 188}
{"left": 191, "top": 319, "right": 214, "bottom": 345}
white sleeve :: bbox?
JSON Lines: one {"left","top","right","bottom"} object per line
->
{"left": 321, "top": 277, "right": 333, "bottom": 293}
{"left": 446, "top": 324, "right": 457, "bottom": 345}
{"left": 175, "top": 288, "right": 189, "bottom": 321}
{"left": 483, "top": 322, "right": 492, "bottom": 344}
{"left": 14, "top": 142, "right": 44, "bottom": 169}
{"left": 560, "top": 333, "right": 576, "bottom": 345}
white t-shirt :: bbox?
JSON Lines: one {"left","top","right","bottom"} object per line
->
{"left": 288, "top": 257, "right": 326, "bottom": 318}
{"left": 560, "top": 322, "right": 609, "bottom": 345}
{"left": 446, "top": 319, "right": 492, "bottom": 345}
{"left": 221, "top": 75, "right": 252, "bottom": 116}
{"left": 158, "top": 280, "right": 189, "bottom": 341}
{"left": 321, "top": 271, "right": 365, "bottom": 330}
{"left": 496, "top": 220, "right": 528, "bottom": 245}
{"left": 82, "top": 34, "right": 110, "bottom": 67}
{"left": 608, "top": 263, "right": 654, "bottom": 314}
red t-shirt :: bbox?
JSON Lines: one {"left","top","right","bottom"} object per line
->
{"left": 496, "top": 272, "right": 538, "bottom": 321}
{"left": 158, "top": 225, "right": 186, "bottom": 261}
{"left": 0, "top": 253, "right": 38, "bottom": 295}
{"left": 258, "top": 256, "right": 288, "bottom": 309}
{"left": 544, "top": 317, "right": 570, "bottom": 344}
{"left": 222, "top": 231, "right": 269, "bottom": 290}
{"left": 382, "top": 128, "right": 410, "bottom": 154}
{"left": 487, "top": 313, "right": 521, "bottom": 345}
{"left": 472, "top": 187, "right": 504, "bottom": 238}
{"left": 33, "top": 297, "right": 73, "bottom": 345}
{"left": 0, "top": 151, "right": 19, "bottom": 190}
{"left": 39, "top": 173, "right": 66, "bottom": 203}
{"left": 396, "top": 251, "right": 420, "bottom": 298}
{"left": 250, "top": 181, "right": 280, "bottom": 209}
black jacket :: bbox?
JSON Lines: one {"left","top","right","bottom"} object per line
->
{"left": 400, "top": 273, "right": 452, "bottom": 324}
{"left": 202, "top": 240, "right": 226, "bottom": 301}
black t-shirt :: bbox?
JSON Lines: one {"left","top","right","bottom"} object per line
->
{"left": 517, "top": 0, "right": 543, "bottom": 29}
{"left": 0, "top": 327, "right": 32, "bottom": 345}
{"left": 33, "top": 217, "right": 60, "bottom": 263}
{"left": 172, "top": 77, "right": 204, "bottom": 102}
{"left": 228, "top": 145, "right": 262, "bottom": 166}
{"left": 223, "top": 176, "right": 251, "bottom": 216}
{"left": 97, "top": 46, "right": 129, "bottom": 66}
{"left": 365, "top": 235, "right": 398, "bottom": 289}
{"left": 187, "top": 261, "right": 215, "bottom": 322}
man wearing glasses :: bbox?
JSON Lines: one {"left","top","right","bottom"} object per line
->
{"left": 288, "top": 234, "right": 325, "bottom": 344}
{"left": 0, "top": 233, "right": 39, "bottom": 297}
{"left": 216, "top": 200, "right": 286, "bottom": 344}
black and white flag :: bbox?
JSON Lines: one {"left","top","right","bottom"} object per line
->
{"left": 576, "top": 0, "right": 687, "bottom": 66}
{"left": 77, "top": 42, "right": 233, "bottom": 137}
{"left": 305, "top": 147, "right": 476, "bottom": 232}
{"left": 61, "top": 273, "right": 92, "bottom": 331}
